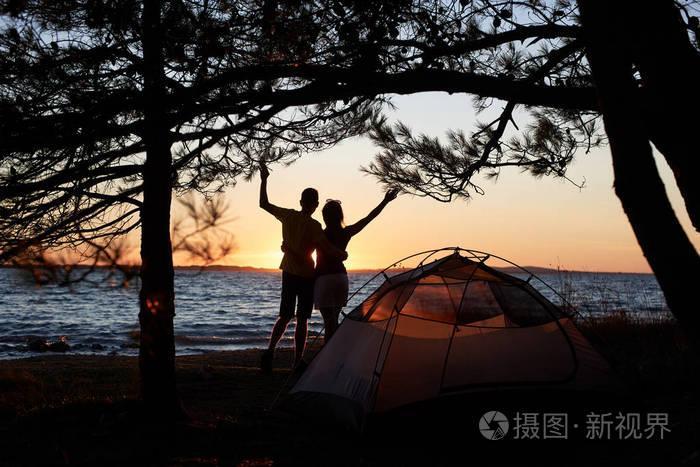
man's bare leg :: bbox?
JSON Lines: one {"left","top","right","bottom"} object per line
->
{"left": 261, "top": 315, "right": 291, "bottom": 372}
{"left": 268, "top": 315, "right": 291, "bottom": 352}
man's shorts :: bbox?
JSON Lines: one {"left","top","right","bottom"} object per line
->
{"left": 280, "top": 271, "right": 315, "bottom": 320}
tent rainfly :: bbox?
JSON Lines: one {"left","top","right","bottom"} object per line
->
{"left": 289, "top": 249, "right": 613, "bottom": 429}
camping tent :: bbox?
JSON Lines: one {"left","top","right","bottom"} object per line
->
{"left": 290, "top": 249, "right": 613, "bottom": 429}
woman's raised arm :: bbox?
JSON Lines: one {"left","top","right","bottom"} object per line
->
{"left": 345, "top": 188, "right": 399, "bottom": 238}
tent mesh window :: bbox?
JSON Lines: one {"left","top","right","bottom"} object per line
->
{"left": 458, "top": 280, "right": 504, "bottom": 325}
{"left": 489, "top": 282, "right": 564, "bottom": 326}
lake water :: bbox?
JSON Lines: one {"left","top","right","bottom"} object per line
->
{"left": 0, "top": 268, "right": 670, "bottom": 359}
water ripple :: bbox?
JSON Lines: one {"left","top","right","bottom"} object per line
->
{"left": 0, "top": 268, "right": 669, "bottom": 359}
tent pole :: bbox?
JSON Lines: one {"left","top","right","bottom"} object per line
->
{"left": 438, "top": 254, "right": 490, "bottom": 393}
{"left": 368, "top": 278, "right": 421, "bottom": 413}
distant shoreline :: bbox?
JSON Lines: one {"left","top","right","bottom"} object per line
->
{"left": 175, "top": 264, "right": 653, "bottom": 275}
{"left": 0, "top": 263, "right": 654, "bottom": 275}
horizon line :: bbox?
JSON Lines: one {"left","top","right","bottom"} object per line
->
{"left": 0, "top": 263, "right": 655, "bottom": 275}
{"left": 175, "top": 263, "right": 654, "bottom": 275}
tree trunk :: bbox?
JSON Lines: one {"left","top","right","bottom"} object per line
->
{"left": 579, "top": 0, "right": 700, "bottom": 343}
{"left": 139, "top": 0, "right": 179, "bottom": 415}
{"left": 630, "top": 0, "right": 700, "bottom": 231}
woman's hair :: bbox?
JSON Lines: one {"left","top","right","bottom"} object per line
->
{"left": 322, "top": 200, "right": 344, "bottom": 229}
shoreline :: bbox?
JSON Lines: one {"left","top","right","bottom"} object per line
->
{"left": 0, "top": 312, "right": 676, "bottom": 362}
{"left": 0, "top": 263, "right": 658, "bottom": 275}
{"left": 0, "top": 347, "right": 276, "bottom": 365}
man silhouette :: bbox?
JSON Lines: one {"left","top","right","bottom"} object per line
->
{"left": 258, "top": 162, "right": 347, "bottom": 372}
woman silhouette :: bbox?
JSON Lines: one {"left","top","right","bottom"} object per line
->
{"left": 313, "top": 189, "right": 398, "bottom": 339}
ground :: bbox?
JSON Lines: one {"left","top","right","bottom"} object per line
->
{"left": 0, "top": 317, "right": 698, "bottom": 466}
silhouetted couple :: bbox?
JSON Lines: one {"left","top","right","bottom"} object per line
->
{"left": 258, "top": 162, "right": 398, "bottom": 372}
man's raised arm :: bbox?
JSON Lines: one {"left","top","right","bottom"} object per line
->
{"left": 259, "top": 162, "right": 288, "bottom": 219}
{"left": 259, "top": 162, "right": 274, "bottom": 213}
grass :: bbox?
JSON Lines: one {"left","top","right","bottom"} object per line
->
{"left": 579, "top": 314, "right": 698, "bottom": 403}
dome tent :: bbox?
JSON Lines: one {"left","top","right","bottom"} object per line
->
{"left": 289, "top": 248, "right": 613, "bottom": 430}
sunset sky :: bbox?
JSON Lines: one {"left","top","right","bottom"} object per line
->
{"left": 181, "top": 92, "right": 699, "bottom": 273}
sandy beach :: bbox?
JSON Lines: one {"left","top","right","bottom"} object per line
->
{"left": 0, "top": 349, "right": 314, "bottom": 466}
{"left": 0, "top": 349, "right": 292, "bottom": 418}
{"left": 0, "top": 317, "right": 698, "bottom": 466}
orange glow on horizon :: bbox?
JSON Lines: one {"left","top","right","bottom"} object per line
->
{"left": 29, "top": 94, "right": 700, "bottom": 275}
